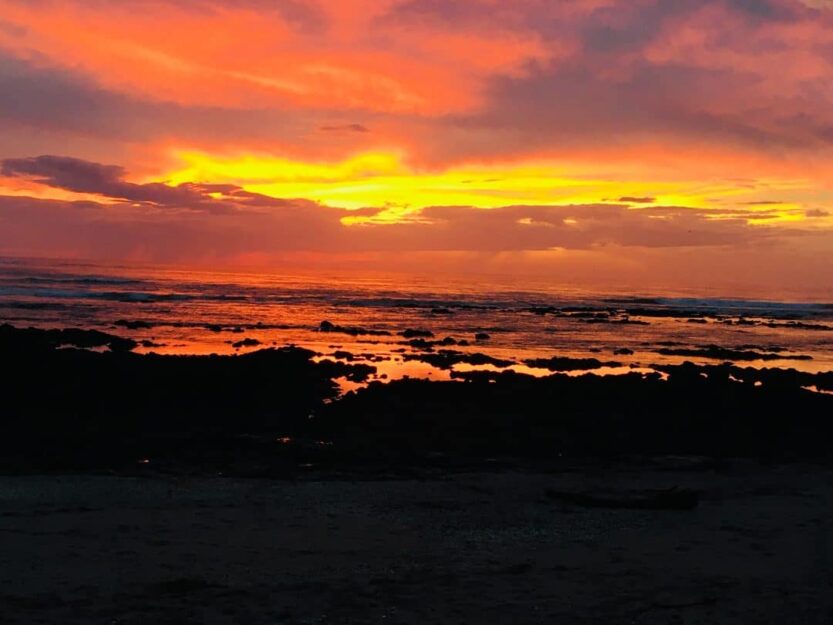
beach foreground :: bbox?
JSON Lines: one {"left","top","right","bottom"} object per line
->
{"left": 1, "top": 465, "right": 832, "bottom": 624}
{"left": 3, "top": 324, "right": 833, "bottom": 623}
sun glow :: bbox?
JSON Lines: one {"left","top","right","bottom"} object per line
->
{"left": 155, "top": 150, "right": 813, "bottom": 224}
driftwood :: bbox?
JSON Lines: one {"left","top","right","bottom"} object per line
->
{"left": 545, "top": 487, "right": 700, "bottom": 510}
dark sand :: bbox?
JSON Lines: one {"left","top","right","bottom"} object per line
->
{"left": 2, "top": 463, "right": 832, "bottom": 624}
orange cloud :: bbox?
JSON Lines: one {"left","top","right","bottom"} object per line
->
{"left": 0, "top": 0, "right": 548, "bottom": 114}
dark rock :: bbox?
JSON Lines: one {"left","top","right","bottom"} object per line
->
{"left": 400, "top": 329, "right": 435, "bottom": 339}
{"left": 320, "top": 363, "right": 833, "bottom": 462}
{"left": 614, "top": 318, "right": 650, "bottom": 326}
{"left": 403, "top": 350, "right": 514, "bottom": 370}
{"left": 2, "top": 322, "right": 833, "bottom": 474}
{"left": 316, "top": 359, "right": 377, "bottom": 383}
{"left": 625, "top": 308, "right": 708, "bottom": 319}
{"left": 656, "top": 345, "right": 813, "bottom": 362}
{"left": 404, "top": 336, "right": 460, "bottom": 350}
{"left": 0, "top": 324, "right": 137, "bottom": 353}
{"left": 525, "top": 356, "right": 622, "bottom": 371}
{"left": 232, "top": 338, "right": 262, "bottom": 349}
{"left": 318, "top": 320, "right": 391, "bottom": 336}
{"left": 406, "top": 338, "right": 436, "bottom": 351}
{"left": 114, "top": 319, "right": 155, "bottom": 330}
{"left": 569, "top": 312, "right": 610, "bottom": 320}
{"left": 766, "top": 321, "right": 833, "bottom": 331}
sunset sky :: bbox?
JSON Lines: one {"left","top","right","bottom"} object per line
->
{"left": 1, "top": 0, "right": 833, "bottom": 295}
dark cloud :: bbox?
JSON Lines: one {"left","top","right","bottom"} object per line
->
{"left": 618, "top": 196, "right": 655, "bottom": 204}
{"left": 577, "top": 2, "right": 677, "bottom": 55}
{"left": 1, "top": 155, "right": 208, "bottom": 207}
{"left": 444, "top": 62, "right": 801, "bottom": 160}
{"left": 399, "top": 0, "right": 833, "bottom": 163}
{"left": 379, "top": 203, "right": 767, "bottom": 251}
{"left": 384, "top": 0, "right": 813, "bottom": 36}
{"left": 375, "top": 0, "right": 532, "bottom": 29}
{"left": 0, "top": 52, "right": 362, "bottom": 149}
{"left": 2, "top": 0, "right": 328, "bottom": 32}
{"left": 806, "top": 208, "right": 831, "bottom": 217}
{"left": 0, "top": 53, "right": 123, "bottom": 137}
{"left": 0, "top": 154, "right": 326, "bottom": 214}
{"left": 229, "top": 0, "right": 328, "bottom": 33}
{"left": 319, "top": 124, "right": 370, "bottom": 133}
{"left": 0, "top": 18, "right": 27, "bottom": 36}
{"left": 2, "top": 156, "right": 124, "bottom": 191}
{"left": 724, "top": 0, "right": 803, "bottom": 20}
{"left": 0, "top": 191, "right": 345, "bottom": 262}
{"left": 157, "top": 0, "right": 329, "bottom": 33}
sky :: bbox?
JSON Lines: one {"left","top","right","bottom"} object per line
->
{"left": 1, "top": 0, "right": 832, "bottom": 296}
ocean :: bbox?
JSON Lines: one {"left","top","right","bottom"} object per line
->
{"left": 2, "top": 256, "right": 832, "bottom": 386}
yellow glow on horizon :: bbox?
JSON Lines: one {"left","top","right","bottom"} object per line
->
{"left": 0, "top": 182, "right": 120, "bottom": 205}
{"left": 156, "top": 150, "right": 813, "bottom": 224}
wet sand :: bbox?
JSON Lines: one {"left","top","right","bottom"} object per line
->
{"left": 2, "top": 463, "right": 832, "bottom": 624}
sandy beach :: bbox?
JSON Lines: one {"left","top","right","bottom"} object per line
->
{"left": 2, "top": 463, "right": 831, "bottom": 624}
